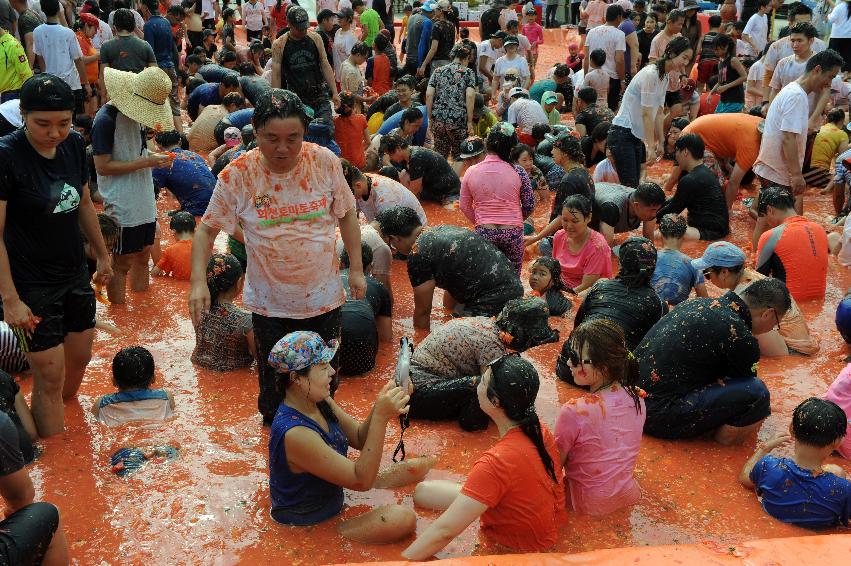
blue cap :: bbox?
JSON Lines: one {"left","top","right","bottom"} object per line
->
{"left": 421, "top": 2, "right": 435, "bottom": 12}
{"left": 268, "top": 331, "right": 338, "bottom": 372}
{"left": 691, "top": 241, "right": 747, "bottom": 270}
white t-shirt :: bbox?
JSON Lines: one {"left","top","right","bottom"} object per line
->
{"left": 770, "top": 54, "right": 807, "bottom": 92}
{"left": 839, "top": 213, "right": 851, "bottom": 267}
{"left": 584, "top": 24, "right": 626, "bottom": 80}
{"left": 737, "top": 38, "right": 757, "bottom": 59}
{"left": 745, "top": 58, "right": 765, "bottom": 108}
{"left": 92, "top": 18, "right": 113, "bottom": 49}
{"left": 333, "top": 28, "right": 357, "bottom": 81}
{"left": 108, "top": 9, "right": 146, "bottom": 35}
{"left": 764, "top": 36, "right": 827, "bottom": 72}
{"left": 242, "top": 1, "right": 266, "bottom": 31}
{"left": 506, "top": 97, "right": 549, "bottom": 130}
{"left": 753, "top": 81, "right": 809, "bottom": 186}
{"left": 201, "top": 0, "right": 215, "bottom": 19}
{"left": 611, "top": 64, "right": 667, "bottom": 140}
{"left": 477, "top": 39, "right": 505, "bottom": 78}
{"left": 829, "top": 2, "right": 851, "bottom": 39}
{"left": 743, "top": 12, "right": 768, "bottom": 55}
{"left": 0, "top": 99, "right": 21, "bottom": 128}
{"left": 583, "top": 68, "right": 610, "bottom": 109}
{"left": 572, "top": 68, "right": 585, "bottom": 97}
{"left": 494, "top": 54, "right": 530, "bottom": 85}
{"left": 33, "top": 22, "right": 83, "bottom": 90}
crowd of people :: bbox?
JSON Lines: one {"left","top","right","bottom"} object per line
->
{"left": 0, "top": 0, "right": 850, "bottom": 561}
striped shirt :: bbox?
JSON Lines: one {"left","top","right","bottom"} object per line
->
{"left": 0, "top": 323, "right": 28, "bottom": 374}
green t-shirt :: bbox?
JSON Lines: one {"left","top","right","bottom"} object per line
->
{"left": 474, "top": 109, "right": 498, "bottom": 138}
{"left": 359, "top": 9, "right": 382, "bottom": 47}
{"left": 529, "top": 79, "right": 556, "bottom": 104}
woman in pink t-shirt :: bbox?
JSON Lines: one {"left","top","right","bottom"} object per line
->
{"left": 824, "top": 363, "right": 851, "bottom": 459}
{"left": 551, "top": 194, "right": 613, "bottom": 293}
{"left": 555, "top": 318, "right": 646, "bottom": 516}
{"left": 460, "top": 123, "right": 535, "bottom": 274}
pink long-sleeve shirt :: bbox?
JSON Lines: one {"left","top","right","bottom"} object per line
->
{"left": 460, "top": 155, "right": 534, "bottom": 227}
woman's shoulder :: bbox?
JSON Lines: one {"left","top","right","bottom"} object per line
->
{"left": 587, "top": 229, "right": 610, "bottom": 249}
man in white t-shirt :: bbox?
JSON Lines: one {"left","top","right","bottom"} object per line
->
{"left": 761, "top": 2, "right": 826, "bottom": 89}
{"left": 752, "top": 49, "right": 843, "bottom": 246}
{"left": 768, "top": 22, "right": 823, "bottom": 115}
{"left": 583, "top": 3, "right": 626, "bottom": 111}
{"left": 742, "top": 0, "right": 770, "bottom": 57}
{"left": 476, "top": 30, "right": 506, "bottom": 93}
{"left": 32, "top": 0, "right": 90, "bottom": 110}
{"left": 506, "top": 87, "right": 549, "bottom": 131}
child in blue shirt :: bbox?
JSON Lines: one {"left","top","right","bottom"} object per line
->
{"left": 740, "top": 397, "right": 851, "bottom": 529}
{"left": 93, "top": 346, "right": 175, "bottom": 427}
{"left": 651, "top": 214, "right": 708, "bottom": 305}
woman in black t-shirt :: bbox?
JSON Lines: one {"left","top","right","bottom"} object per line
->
{"left": 0, "top": 75, "right": 113, "bottom": 437}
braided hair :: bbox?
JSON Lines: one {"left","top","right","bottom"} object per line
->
{"left": 486, "top": 355, "right": 557, "bottom": 483}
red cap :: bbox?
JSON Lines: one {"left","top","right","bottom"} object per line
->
{"left": 80, "top": 12, "right": 99, "bottom": 26}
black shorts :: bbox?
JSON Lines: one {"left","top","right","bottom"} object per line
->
{"left": 115, "top": 222, "right": 156, "bottom": 255}
{"left": 696, "top": 226, "right": 728, "bottom": 241}
{"left": 15, "top": 273, "right": 96, "bottom": 353}
{"left": 644, "top": 376, "right": 770, "bottom": 439}
{"left": 0, "top": 502, "right": 60, "bottom": 565}
{"left": 664, "top": 90, "right": 682, "bottom": 107}
{"left": 73, "top": 89, "right": 85, "bottom": 114}
{"left": 409, "top": 369, "right": 489, "bottom": 431}
{"left": 578, "top": 24, "right": 587, "bottom": 36}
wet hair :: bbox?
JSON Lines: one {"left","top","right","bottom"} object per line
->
{"left": 531, "top": 123, "right": 551, "bottom": 141}
{"left": 530, "top": 256, "right": 566, "bottom": 292}
{"left": 253, "top": 88, "right": 311, "bottom": 131}
{"left": 459, "top": 26, "right": 469, "bottom": 38}
{"left": 635, "top": 181, "right": 666, "bottom": 207}
{"left": 485, "top": 122, "right": 519, "bottom": 162}
{"left": 222, "top": 91, "right": 245, "bottom": 109}
{"left": 577, "top": 86, "right": 597, "bottom": 104}
{"left": 400, "top": 106, "right": 423, "bottom": 127}
{"left": 155, "top": 129, "right": 182, "bottom": 147}
{"left": 670, "top": 117, "right": 690, "bottom": 131}
{"left": 350, "top": 42, "right": 370, "bottom": 57}
{"left": 222, "top": 7, "right": 235, "bottom": 19}
{"left": 340, "top": 158, "right": 366, "bottom": 189}
{"left": 659, "top": 213, "right": 687, "bottom": 239}
{"left": 112, "top": 346, "right": 156, "bottom": 390}
{"left": 74, "top": 114, "right": 93, "bottom": 135}
{"left": 791, "top": 1, "right": 813, "bottom": 19}
{"left": 41, "top": 0, "right": 59, "bottom": 16}
{"left": 378, "top": 165, "right": 400, "bottom": 181}
{"left": 206, "top": 252, "right": 243, "bottom": 304}
{"left": 374, "top": 33, "right": 389, "bottom": 52}
{"left": 113, "top": 8, "right": 136, "bottom": 32}
{"left": 606, "top": 3, "right": 624, "bottom": 21}
{"left": 789, "top": 21, "right": 817, "bottom": 39}
{"left": 185, "top": 54, "right": 202, "bottom": 68}
{"left": 380, "top": 133, "right": 409, "bottom": 154}
{"left": 740, "top": 277, "right": 792, "bottom": 317}
{"left": 806, "top": 48, "right": 844, "bottom": 74}
{"left": 169, "top": 211, "right": 196, "bottom": 233}
{"left": 238, "top": 62, "right": 257, "bottom": 76}
{"left": 791, "top": 398, "right": 848, "bottom": 447}
{"left": 708, "top": 14, "right": 721, "bottom": 27}
{"left": 674, "top": 132, "right": 704, "bottom": 160}
{"left": 562, "top": 193, "right": 593, "bottom": 217}
{"left": 141, "top": 0, "right": 159, "bottom": 13}
{"left": 666, "top": 8, "right": 684, "bottom": 22}
{"left": 617, "top": 236, "right": 657, "bottom": 288}
{"left": 713, "top": 33, "right": 734, "bottom": 58}
{"left": 589, "top": 48, "right": 607, "bottom": 68}
{"left": 450, "top": 41, "right": 472, "bottom": 61}
{"left": 656, "top": 36, "right": 692, "bottom": 79}
{"left": 340, "top": 242, "right": 373, "bottom": 270}
{"left": 590, "top": 121, "right": 611, "bottom": 142}
{"left": 552, "top": 133, "right": 585, "bottom": 163}
{"left": 220, "top": 51, "right": 238, "bottom": 65}
{"left": 567, "top": 319, "right": 643, "bottom": 413}
{"left": 485, "top": 355, "right": 557, "bottom": 482}
{"left": 828, "top": 108, "right": 845, "bottom": 124}
{"left": 509, "top": 143, "right": 533, "bottom": 163}
{"left": 394, "top": 74, "right": 418, "bottom": 89}
{"left": 221, "top": 74, "right": 240, "bottom": 89}
{"left": 748, "top": 104, "right": 765, "bottom": 117}
{"left": 167, "top": 4, "right": 184, "bottom": 18}
{"left": 375, "top": 206, "right": 422, "bottom": 237}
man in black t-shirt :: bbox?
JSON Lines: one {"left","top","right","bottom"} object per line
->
{"left": 375, "top": 207, "right": 523, "bottom": 330}
{"left": 479, "top": 2, "right": 503, "bottom": 41}
{"left": 635, "top": 278, "right": 790, "bottom": 444}
{"left": 656, "top": 133, "right": 729, "bottom": 241}
{"left": 381, "top": 133, "right": 460, "bottom": 202}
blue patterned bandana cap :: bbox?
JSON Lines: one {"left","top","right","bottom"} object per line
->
{"left": 268, "top": 331, "right": 338, "bottom": 372}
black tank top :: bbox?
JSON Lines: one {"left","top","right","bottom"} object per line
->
{"left": 718, "top": 57, "right": 743, "bottom": 103}
{"left": 280, "top": 34, "right": 326, "bottom": 102}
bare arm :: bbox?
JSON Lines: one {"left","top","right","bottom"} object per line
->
{"left": 339, "top": 207, "right": 366, "bottom": 300}
{"left": 271, "top": 37, "right": 284, "bottom": 89}
{"left": 188, "top": 222, "right": 220, "bottom": 326}
{"left": 781, "top": 130, "right": 806, "bottom": 195}
{"left": 626, "top": 33, "right": 639, "bottom": 75}
{"left": 402, "top": 494, "right": 488, "bottom": 560}
{"left": 13, "top": 394, "right": 37, "bottom": 442}
{"left": 642, "top": 218, "right": 657, "bottom": 240}
{"left": 74, "top": 58, "right": 91, "bottom": 92}
{"left": 78, "top": 183, "right": 113, "bottom": 285}
{"left": 615, "top": 50, "right": 625, "bottom": 82}
{"left": 526, "top": 216, "right": 561, "bottom": 246}
{"left": 465, "top": 86, "right": 475, "bottom": 134}
{"left": 599, "top": 221, "right": 615, "bottom": 245}
{"left": 740, "top": 433, "right": 791, "bottom": 489}
{"left": 313, "top": 32, "right": 339, "bottom": 105}
{"left": 93, "top": 152, "right": 164, "bottom": 176}
{"left": 573, "top": 273, "right": 602, "bottom": 294}
{"left": 376, "top": 315, "right": 392, "bottom": 343}
{"left": 419, "top": 39, "right": 439, "bottom": 74}
{"left": 24, "top": 35, "right": 35, "bottom": 70}
{"left": 412, "top": 279, "right": 436, "bottom": 330}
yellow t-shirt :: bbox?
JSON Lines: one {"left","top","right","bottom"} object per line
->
{"left": 0, "top": 33, "right": 32, "bottom": 94}
{"left": 810, "top": 122, "right": 849, "bottom": 170}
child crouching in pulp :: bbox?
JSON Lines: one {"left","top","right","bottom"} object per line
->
{"left": 740, "top": 397, "right": 850, "bottom": 528}
{"left": 528, "top": 257, "right": 572, "bottom": 316}
{"left": 93, "top": 346, "right": 175, "bottom": 427}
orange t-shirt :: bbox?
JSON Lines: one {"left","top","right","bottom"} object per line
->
{"left": 334, "top": 113, "right": 368, "bottom": 169}
{"left": 156, "top": 239, "right": 193, "bottom": 281}
{"left": 461, "top": 427, "right": 566, "bottom": 551}
{"left": 683, "top": 113, "right": 762, "bottom": 171}
{"left": 370, "top": 53, "right": 392, "bottom": 96}
{"left": 756, "top": 216, "right": 828, "bottom": 302}
{"left": 76, "top": 32, "right": 99, "bottom": 84}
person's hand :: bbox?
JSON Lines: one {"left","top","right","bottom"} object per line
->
{"left": 93, "top": 256, "right": 113, "bottom": 287}
{"left": 3, "top": 297, "right": 37, "bottom": 336}
{"left": 524, "top": 233, "right": 541, "bottom": 247}
{"left": 790, "top": 173, "right": 807, "bottom": 195}
{"left": 331, "top": 92, "right": 341, "bottom": 109}
{"left": 348, "top": 269, "right": 367, "bottom": 300}
{"left": 761, "top": 432, "right": 792, "bottom": 452}
{"left": 645, "top": 146, "right": 657, "bottom": 164}
{"left": 416, "top": 65, "right": 426, "bottom": 78}
{"left": 188, "top": 280, "right": 211, "bottom": 327}
{"left": 373, "top": 380, "right": 411, "bottom": 422}
{"left": 467, "top": 121, "right": 475, "bottom": 136}
{"left": 147, "top": 152, "right": 175, "bottom": 169}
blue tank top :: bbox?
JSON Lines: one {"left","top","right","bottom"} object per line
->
{"left": 269, "top": 403, "right": 348, "bottom": 526}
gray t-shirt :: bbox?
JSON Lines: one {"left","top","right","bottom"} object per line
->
{"left": 100, "top": 35, "right": 157, "bottom": 73}
{"left": 595, "top": 182, "right": 639, "bottom": 233}
{"left": 0, "top": 0, "right": 16, "bottom": 34}
{"left": 92, "top": 104, "right": 156, "bottom": 227}
{"left": 17, "top": 9, "right": 43, "bottom": 41}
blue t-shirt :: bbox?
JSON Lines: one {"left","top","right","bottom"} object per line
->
{"left": 417, "top": 18, "right": 434, "bottom": 67}
{"left": 749, "top": 455, "right": 851, "bottom": 529}
{"left": 378, "top": 104, "right": 428, "bottom": 146}
{"left": 152, "top": 148, "right": 215, "bottom": 216}
{"left": 187, "top": 83, "right": 222, "bottom": 118}
{"left": 529, "top": 79, "right": 557, "bottom": 104}
{"left": 619, "top": 20, "right": 636, "bottom": 75}
{"left": 226, "top": 108, "right": 254, "bottom": 130}
{"left": 143, "top": 14, "right": 174, "bottom": 68}
{"left": 651, "top": 248, "right": 704, "bottom": 305}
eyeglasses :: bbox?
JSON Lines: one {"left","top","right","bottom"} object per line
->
{"left": 771, "top": 307, "right": 782, "bottom": 331}
{"left": 566, "top": 347, "right": 593, "bottom": 367}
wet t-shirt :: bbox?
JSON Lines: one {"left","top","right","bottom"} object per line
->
{"left": 574, "top": 279, "right": 667, "bottom": 351}
{"left": 657, "top": 164, "right": 729, "bottom": 238}
{"left": 410, "top": 317, "right": 506, "bottom": 385}
{"left": 0, "top": 411, "right": 23, "bottom": 477}
{"left": 202, "top": 144, "right": 356, "bottom": 319}
{"left": 635, "top": 292, "right": 760, "bottom": 402}
{"left": 359, "top": 174, "right": 427, "bottom": 225}
{"left": 406, "top": 147, "right": 461, "bottom": 201}
{"left": 594, "top": 182, "right": 639, "bottom": 234}
{"left": 407, "top": 226, "right": 523, "bottom": 316}
{"left": 0, "top": 129, "right": 87, "bottom": 285}
{"left": 651, "top": 248, "right": 704, "bottom": 305}
{"left": 152, "top": 148, "right": 215, "bottom": 216}
{"left": 341, "top": 272, "right": 391, "bottom": 345}
{"left": 280, "top": 33, "right": 326, "bottom": 102}
{"left": 749, "top": 455, "right": 851, "bottom": 529}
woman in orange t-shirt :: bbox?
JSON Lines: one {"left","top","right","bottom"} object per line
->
{"left": 403, "top": 355, "right": 566, "bottom": 560}
{"left": 77, "top": 13, "right": 101, "bottom": 116}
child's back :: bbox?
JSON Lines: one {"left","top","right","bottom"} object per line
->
{"left": 334, "top": 112, "right": 368, "bottom": 169}
{"left": 651, "top": 248, "right": 704, "bottom": 305}
{"left": 156, "top": 239, "right": 193, "bottom": 280}
{"left": 583, "top": 68, "right": 609, "bottom": 109}
{"left": 95, "top": 389, "right": 175, "bottom": 427}
{"left": 192, "top": 302, "right": 254, "bottom": 371}
{"left": 748, "top": 455, "right": 851, "bottom": 528}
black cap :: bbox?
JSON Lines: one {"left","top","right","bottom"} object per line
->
{"left": 492, "top": 30, "right": 507, "bottom": 40}
{"left": 459, "top": 136, "right": 485, "bottom": 159}
{"left": 317, "top": 8, "right": 336, "bottom": 21}
{"left": 20, "top": 74, "right": 75, "bottom": 112}
{"left": 287, "top": 6, "right": 310, "bottom": 30}
{"left": 203, "top": 28, "right": 215, "bottom": 37}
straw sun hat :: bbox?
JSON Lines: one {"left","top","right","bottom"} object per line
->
{"left": 104, "top": 67, "right": 173, "bottom": 131}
